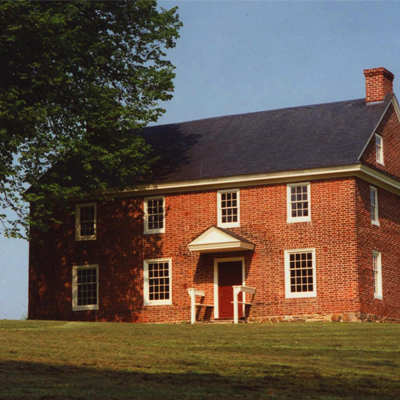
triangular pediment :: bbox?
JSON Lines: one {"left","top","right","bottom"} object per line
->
{"left": 188, "top": 226, "right": 255, "bottom": 253}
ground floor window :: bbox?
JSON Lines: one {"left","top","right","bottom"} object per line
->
{"left": 284, "top": 249, "right": 316, "bottom": 298}
{"left": 143, "top": 258, "right": 172, "bottom": 306}
{"left": 72, "top": 264, "right": 99, "bottom": 311}
{"left": 372, "top": 251, "right": 383, "bottom": 300}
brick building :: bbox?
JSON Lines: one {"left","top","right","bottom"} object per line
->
{"left": 29, "top": 67, "right": 400, "bottom": 323}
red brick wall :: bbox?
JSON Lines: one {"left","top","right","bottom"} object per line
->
{"left": 30, "top": 177, "right": 368, "bottom": 323}
{"left": 361, "top": 104, "right": 400, "bottom": 180}
{"left": 355, "top": 178, "right": 400, "bottom": 319}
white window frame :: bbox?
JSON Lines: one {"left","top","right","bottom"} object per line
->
{"left": 287, "top": 183, "right": 311, "bottom": 223}
{"left": 372, "top": 251, "right": 383, "bottom": 300}
{"left": 285, "top": 248, "right": 317, "bottom": 298}
{"left": 143, "top": 258, "right": 172, "bottom": 306}
{"left": 144, "top": 196, "right": 165, "bottom": 234}
{"left": 217, "top": 188, "right": 240, "bottom": 228}
{"left": 370, "top": 186, "right": 380, "bottom": 227}
{"left": 75, "top": 203, "right": 97, "bottom": 241}
{"left": 375, "top": 134, "right": 384, "bottom": 165}
{"left": 72, "top": 264, "right": 99, "bottom": 311}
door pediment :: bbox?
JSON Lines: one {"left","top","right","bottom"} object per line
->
{"left": 188, "top": 226, "right": 255, "bottom": 253}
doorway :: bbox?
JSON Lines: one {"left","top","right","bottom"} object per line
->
{"left": 214, "top": 258, "right": 245, "bottom": 319}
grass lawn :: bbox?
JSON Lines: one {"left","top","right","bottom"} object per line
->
{"left": 0, "top": 320, "right": 399, "bottom": 399}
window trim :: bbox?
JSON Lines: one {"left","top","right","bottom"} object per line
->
{"left": 287, "top": 182, "right": 311, "bottom": 223}
{"left": 372, "top": 250, "right": 383, "bottom": 300}
{"left": 72, "top": 264, "right": 99, "bottom": 311}
{"left": 375, "top": 133, "right": 384, "bottom": 165}
{"left": 143, "top": 258, "right": 172, "bottom": 306}
{"left": 372, "top": 251, "right": 383, "bottom": 300}
{"left": 284, "top": 248, "right": 317, "bottom": 299}
{"left": 75, "top": 203, "right": 97, "bottom": 241}
{"left": 144, "top": 196, "right": 165, "bottom": 234}
{"left": 370, "top": 186, "right": 380, "bottom": 227}
{"left": 217, "top": 188, "right": 240, "bottom": 228}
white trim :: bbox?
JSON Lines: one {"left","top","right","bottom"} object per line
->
{"left": 370, "top": 186, "right": 380, "bottom": 227}
{"left": 103, "top": 164, "right": 362, "bottom": 198}
{"left": 213, "top": 257, "right": 245, "bottom": 319}
{"left": 357, "top": 99, "right": 392, "bottom": 161}
{"left": 372, "top": 250, "right": 383, "bottom": 300}
{"left": 143, "top": 258, "right": 172, "bottom": 306}
{"left": 143, "top": 196, "right": 165, "bottom": 234}
{"left": 217, "top": 188, "right": 240, "bottom": 228}
{"left": 71, "top": 162, "right": 400, "bottom": 202}
{"left": 375, "top": 133, "right": 384, "bottom": 165}
{"left": 287, "top": 182, "right": 311, "bottom": 223}
{"left": 284, "top": 248, "right": 317, "bottom": 299}
{"left": 75, "top": 203, "right": 97, "bottom": 241}
{"left": 72, "top": 264, "right": 99, "bottom": 311}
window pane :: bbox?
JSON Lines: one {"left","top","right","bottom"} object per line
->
{"left": 147, "top": 261, "right": 170, "bottom": 303}
{"left": 289, "top": 252, "right": 314, "bottom": 294}
{"left": 290, "top": 185, "right": 309, "bottom": 219}
{"left": 220, "top": 191, "right": 238, "bottom": 225}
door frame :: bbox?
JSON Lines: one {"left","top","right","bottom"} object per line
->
{"left": 213, "top": 257, "right": 245, "bottom": 319}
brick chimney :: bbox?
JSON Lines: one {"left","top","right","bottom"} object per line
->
{"left": 364, "top": 67, "right": 394, "bottom": 103}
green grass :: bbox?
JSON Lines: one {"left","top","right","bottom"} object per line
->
{"left": 0, "top": 320, "right": 400, "bottom": 399}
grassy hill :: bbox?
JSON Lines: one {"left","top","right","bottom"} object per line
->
{"left": 0, "top": 320, "right": 399, "bottom": 399}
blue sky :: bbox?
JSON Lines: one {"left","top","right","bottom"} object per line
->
{"left": 1, "top": 0, "right": 400, "bottom": 320}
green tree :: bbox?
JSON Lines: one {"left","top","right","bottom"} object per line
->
{"left": 0, "top": 0, "right": 181, "bottom": 238}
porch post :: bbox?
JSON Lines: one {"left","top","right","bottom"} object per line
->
{"left": 187, "top": 288, "right": 196, "bottom": 324}
{"left": 233, "top": 285, "right": 241, "bottom": 324}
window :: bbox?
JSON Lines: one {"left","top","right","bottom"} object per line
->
{"left": 143, "top": 259, "right": 172, "bottom": 306}
{"left": 75, "top": 203, "right": 97, "bottom": 241}
{"left": 285, "top": 249, "right": 316, "bottom": 298}
{"left": 217, "top": 189, "right": 240, "bottom": 228}
{"left": 375, "top": 134, "right": 384, "bottom": 165}
{"left": 370, "top": 186, "right": 379, "bottom": 226}
{"left": 372, "top": 251, "right": 383, "bottom": 299}
{"left": 144, "top": 196, "right": 165, "bottom": 234}
{"left": 287, "top": 183, "right": 311, "bottom": 223}
{"left": 72, "top": 264, "right": 99, "bottom": 311}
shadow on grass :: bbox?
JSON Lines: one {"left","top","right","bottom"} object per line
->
{"left": 1, "top": 360, "right": 399, "bottom": 400}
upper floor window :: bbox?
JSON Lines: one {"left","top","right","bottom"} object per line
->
{"left": 372, "top": 251, "right": 382, "bottom": 300}
{"left": 143, "top": 258, "right": 172, "bottom": 306}
{"left": 285, "top": 249, "right": 316, "bottom": 298}
{"left": 375, "top": 134, "right": 384, "bottom": 165}
{"left": 287, "top": 183, "right": 311, "bottom": 223}
{"left": 144, "top": 196, "right": 165, "bottom": 234}
{"left": 75, "top": 203, "right": 97, "bottom": 241}
{"left": 217, "top": 189, "right": 240, "bottom": 228}
{"left": 72, "top": 264, "right": 99, "bottom": 311}
{"left": 370, "top": 186, "right": 379, "bottom": 226}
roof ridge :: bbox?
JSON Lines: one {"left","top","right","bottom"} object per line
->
{"left": 147, "top": 97, "right": 371, "bottom": 128}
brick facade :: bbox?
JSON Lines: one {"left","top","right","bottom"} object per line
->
{"left": 29, "top": 174, "right": 400, "bottom": 323}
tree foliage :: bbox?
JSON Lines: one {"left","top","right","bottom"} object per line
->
{"left": 0, "top": 0, "right": 181, "bottom": 238}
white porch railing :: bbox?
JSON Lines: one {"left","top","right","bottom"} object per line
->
{"left": 187, "top": 288, "right": 214, "bottom": 324}
{"left": 232, "top": 285, "right": 256, "bottom": 324}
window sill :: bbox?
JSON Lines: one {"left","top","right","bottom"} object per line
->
{"left": 143, "top": 301, "right": 172, "bottom": 306}
{"left": 143, "top": 229, "right": 165, "bottom": 235}
{"left": 75, "top": 235, "right": 97, "bottom": 241}
{"left": 287, "top": 218, "right": 311, "bottom": 224}
{"left": 285, "top": 293, "right": 317, "bottom": 299}
{"left": 371, "top": 221, "right": 380, "bottom": 227}
{"left": 374, "top": 294, "right": 383, "bottom": 300}
{"left": 72, "top": 305, "right": 99, "bottom": 311}
{"left": 217, "top": 222, "right": 240, "bottom": 229}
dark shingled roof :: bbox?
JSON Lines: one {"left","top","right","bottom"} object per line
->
{"left": 141, "top": 95, "right": 392, "bottom": 184}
